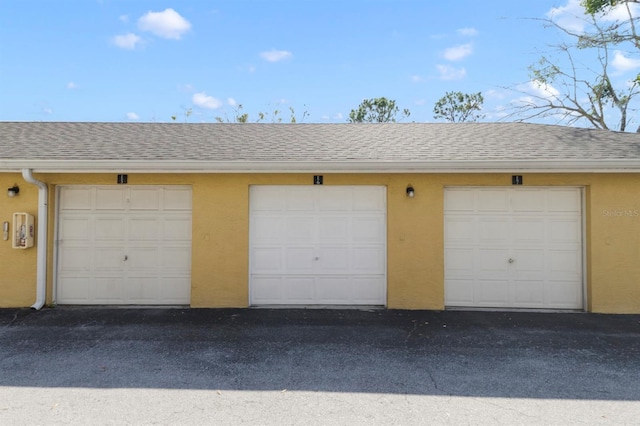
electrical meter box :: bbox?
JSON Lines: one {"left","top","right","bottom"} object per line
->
{"left": 12, "top": 212, "right": 35, "bottom": 249}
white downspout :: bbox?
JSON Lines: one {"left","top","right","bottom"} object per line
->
{"left": 22, "top": 169, "right": 48, "bottom": 310}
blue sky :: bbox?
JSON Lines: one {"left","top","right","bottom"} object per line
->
{"left": 1, "top": 0, "right": 638, "bottom": 124}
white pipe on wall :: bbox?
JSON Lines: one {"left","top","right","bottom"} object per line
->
{"left": 21, "top": 169, "right": 47, "bottom": 310}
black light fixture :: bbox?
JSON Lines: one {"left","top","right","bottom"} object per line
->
{"left": 406, "top": 185, "right": 415, "bottom": 198}
{"left": 7, "top": 185, "right": 19, "bottom": 197}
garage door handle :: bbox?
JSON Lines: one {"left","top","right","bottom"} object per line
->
{"left": 508, "top": 258, "right": 514, "bottom": 263}
{"left": 314, "top": 257, "right": 319, "bottom": 261}
{"left": 124, "top": 255, "right": 128, "bottom": 261}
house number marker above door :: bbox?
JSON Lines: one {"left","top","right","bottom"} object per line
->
{"left": 313, "top": 175, "right": 323, "bottom": 185}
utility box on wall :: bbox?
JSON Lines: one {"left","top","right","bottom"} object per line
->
{"left": 12, "top": 212, "right": 35, "bottom": 249}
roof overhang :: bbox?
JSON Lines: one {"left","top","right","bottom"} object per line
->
{"left": 1, "top": 159, "right": 640, "bottom": 173}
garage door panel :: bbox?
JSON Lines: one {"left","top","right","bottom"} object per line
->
{"left": 126, "top": 277, "right": 158, "bottom": 303}
{"left": 129, "top": 217, "right": 160, "bottom": 241}
{"left": 550, "top": 219, "right": 581, "bottom": 243}
{"left": 162, "top": 217, "right": 192, "bottom": 241}
{"left": 315, "top": 277, "right": 350, "bottom": 303}
{"left": 286, "top": 217, "right": 315, "bottom": 242}
{"left": 478, "top": 249, "right": 510, "bottom": 273}
{"left": 445, "top": 248, "right": 475, "bottom": 276}
{"left": 59, "top": 247, "right": 92, "bottom": 271}
{"left": 549, "top": 190, "right": 581, "bottom": 212}
{"left": 478, "top": 218, "right": 510, "bottom": 243}
{"left": 94, "top": 248, "right": 124, "bottom": 270}
{"left": 445, "top": 279, "right": 475, "bottom": 305}
{"left": 352, "top": 217, "right": 385, "bottom": 243}
{"left": 513, "top": 280, "right": 545, "bottom": 305}
{"left": 444, "top": 189, "right": 476, "bottom": 211}
{"left": 163, "top": 188, "right": 192, "bottom": 211}
{"left": 353, "top": 188, "right": 385, "bottom": 211}
{"left": 287, "top": 188, "right": 315, "bottom": 211}
{"left": 513, "top": 218, "right": 545, "bottom": 243}
{"left": 127, "top": 248, "right": 158, "bottom": 271}
{"left": 511, "top": 190, "right": 546, "bottom": 212}
{"left": 93, "top": 277, "right": 125, "bottom": 303}
{"left": 549, "top": 250, "right": 581, "bottom": 275}
{"left": 59, "top": 217, "right": 90, "bottom": 240}
{"left": 251, "top": 187, "right": 285, "bottom": 211}
{"left": 318, "top": 247, "right": 349, "bottom": 272}
{"left": 445, "top": 187, "right": 583, "bottom": 310}
{"left": 60, "top": 188, "right": 92, "bottom": 211}
{"left": 477, "top": 280, "right": 511, "bottom": 305}
{"left": 251, "top": 248, "right": 282, "bottom": 273}
{"left": 58, "top": 277, "right": 90, "bottom": 303}
{"left": 445, "top": 217, "right": 475, "bottom": 243}
{"left": 318, "top": 217, "right": 349, "bottom": 243}
{"left": 511, "top": 249, "right": 545, "bottom": 273}
{"left": 159, "top": 277, "right": 191, "bottom": 304}
{"left": 252, "top": 217, "right": 283, "bottom": 242}
{"left": 478, "top": 190, "right": 509, "bottom": 212}
{"left": 250, "top": 186, "right": 386, "bottom": 306}
{"left": 129, "top": 188, "right": 160, "bottom": 210}
{"left": 282, "top": 277, "right": 316, "bottom": 303}
{"left": 57, "top": 186, "right": 192, "bottom": 305}
{"left": 96, "top": 188, "right": 126, "bottom": 210}
{"left": 161, "top": 247, "right": 191, "bottom": 271}
{"left": 251, "top": 277, "right": 283, "bottom": 304}
{"left": 95, "top": 217, "right": 126, "bottom": 240}
{"left": 318, "top": 188, "right": 352, "bottom": 212}
{"left": 547, "top": 281, "right": 583, "bottom": 308}
{"left": 285, "top": 247, "right": 316, "bottom": 272}
{"left": 352, "top": 277, "right": 386, "bottom": 304}
{"left": 352, "top": 247, "right": 385, "bottom": 273}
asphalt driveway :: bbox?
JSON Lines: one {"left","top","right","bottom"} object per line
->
{"left": 1, "top": 308, "right": 639, "bottom": 425}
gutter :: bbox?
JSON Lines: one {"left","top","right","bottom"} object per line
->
{"left": 21, "top": 169, "right": 47, "bottom": 310}
{"left": 2, "top": 159, "right": 640, "bottom": 173}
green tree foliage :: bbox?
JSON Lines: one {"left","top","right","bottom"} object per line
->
{"left": 582, "top": 0, "right": 638, "bottom": 15}
{"left": 433, "top": 91, "right": 485, "bottom": 123}
{"left": 348, "top": 97, "right": 410, "bottom": 123}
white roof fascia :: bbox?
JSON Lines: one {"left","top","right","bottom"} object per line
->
{"left": 1, "top": 159, "right": 640, "bottom": 173}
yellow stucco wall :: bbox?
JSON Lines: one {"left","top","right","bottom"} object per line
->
{"left": 0, "top": 173, "right": 38, "bottom": 306}
{"left": 1, "top": 172, "right": 639, "bottom": 313}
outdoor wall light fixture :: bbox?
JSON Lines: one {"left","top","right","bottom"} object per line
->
{"left": 7, "top": 185, "right": 19, "bottom": 198}
{"left": 406, "top": 185, "right": 415, "bottom": 198}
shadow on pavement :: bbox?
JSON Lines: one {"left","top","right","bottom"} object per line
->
{"left": 1, "top": 308, "right": 639, "bottom": 400}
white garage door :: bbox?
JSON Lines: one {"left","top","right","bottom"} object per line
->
{"left": 445, "top": 187, "right": 583, "bottom": 310}
{"left": 250, "top": 186, "right": 386, "bottom": 306}
{"left": 56, "top": 186, "right": 192, "bottom": 305}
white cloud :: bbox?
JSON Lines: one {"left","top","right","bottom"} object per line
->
{"left": 138, "top": 8, "right": 191, "bottom": 40}
{"left": 599, "top": 1, "right": 640, "bottom": 21}
{"left": 516, "top": 80, "right": 561, "bottom": 105}
{"left": 66, "top": 81, "right": 78, "bottom": 89}
{"left": 126, "top": 112, "right": 140, "bottom": 120}
{"left": 119, "top": 15, "right": 129, "bottom": 23}
{"left": 414, "top": 99, "right": 426, "bottom": 106}
{"left": 192, "top": 92, "right": 222, "bottom": 109}
{"left": 547, "top": 0, "right": 587, "bottom": 33}
{"left": 227, "top": 97, "right": 237, "bottom": 106}
{"left": 113, "top": 33, "right": 142, "bottom": 49}
{"left": 443, "top": 43, "right": 473, "bottom": 61}
{"left": 410, "top": 75, "right": 423, "bottom": 83}
{"left": 333, "top": 112, "right": 343, "bottom": 120}
{"left": 612, "top": 50, "right": 640, "bottom": 73}
{"left": 457, "top": 27, "right": 479, "bottom": 37}
{"left": 260, "top": 49, "right": 292, "bottom": 62}
{"left": 436, "top": 64, "right": 467, "bottom": 80}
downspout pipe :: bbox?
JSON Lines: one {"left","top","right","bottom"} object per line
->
{"left": 22, "top": 169, "right": 47, "bottom": 310}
